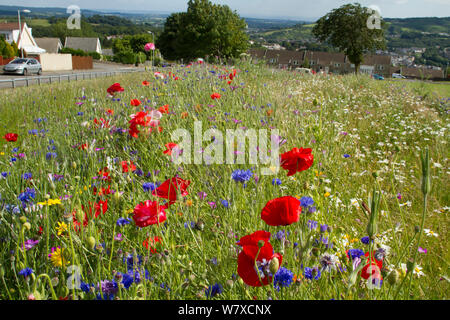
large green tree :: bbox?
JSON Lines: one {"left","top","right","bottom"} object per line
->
{"left": 157, "top": 0, "right": 248, "bottom": 62}
{"left": 312, "top": 3, "right": 386, "bottom": 74}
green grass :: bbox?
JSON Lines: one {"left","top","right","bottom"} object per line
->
{"left": 0, "top": 62, "right": 448, "bottom": 300}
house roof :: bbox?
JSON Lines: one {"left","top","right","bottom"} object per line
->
{"left": 363, "top": 54, "right": 391, "bottom": 66}
{"left": 0, "top": 22, "right": 24, "bottom": 31}
{"left": 65, "top": 37, "right": 100, "bottom": 53}
{"left": 401, "top": 67, "right": 444, "bottom": 79}
{"left": 308, "top": 51, "right": 347, "bottom": 64}
{"left": 35, "top": 38, "right": 62, "bottom": 54}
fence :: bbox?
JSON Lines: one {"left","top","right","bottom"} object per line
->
{"left": 0, "top": 57, "right": 14, "bottom": 66}
{"left": 72, "top": 56, "right": 93, "bottom": 70}
{"left": 0, "top": 68, "right": 144, "bottom": 89}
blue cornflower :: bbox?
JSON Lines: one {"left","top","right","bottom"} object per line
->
{"left": 100, "top": 280, "right": 118, "bottom": 296}
{"left": 116, "top": 218, "right": 131, "bottom": 226}
{"left": 12, "top": 147, "right": 19, "bottom": 153}
{"left": 18, "top": 267, "right": 33, "bottom": 277}
{"left": 142, "top": 182, "right": 157, "bottom": 192}
{"left": 303, "top": 267, "right": 321, "bottom": 280}
{"left": 343, "top": 154, "right": 350, "bottom": 158}
{"left": 80, "top": 281, "right": 91, "bottom": 293}
{"left": 300, "top": 196, "right": 314, "bottom": 208}
{"left": 28, "top": 129, "right": 38, "bottom": 135}
{"left": 77, "top": 112, "right": 84, "bottom": 116}
{"left": 22, "top": 172, "right": 32, "bottom": 180}
{"left": 46, "top": 152, "right": 57, "bottom": 160}
{"left": 274, "top": 230, "right": 287, "bottom": 241}
{"left": 361, "top": 236, "right": 370, "bottom": 245}
{"left": 307, "top": 220, "right": 318, "bottom": 230}
{"left": 221, "top": 200, "right": 229, "bottom": 208}
{"left": 124, "top": 254, "right": 142, "bottom": 272}
{"left": 272, "top": 178, "right": 282, "bottom": 186}
{"left": 1, "top": 172, "right": 9, "bottom": 178}
{"left": 231, "top": 169, "right": 253, "bottom": 183}
{"left": 18, "top": 188, "right": 35, "bottom": 204}
{"left": 320, "top": 224, "right": 328, "bottom": 233}
{"left": 308, "top": 206, "right": 317, "bottom": 213}
{"left": 273, "top": 267, "right": 294, "bottom": 291}
{"left": 205, "top": 283, "right": 223, "bottom": 298}
{"left": 347, "top": 248, "right": 365, "bottom": 260}
{"left": 121, "top": 272, "right": 134, "bottom": 289}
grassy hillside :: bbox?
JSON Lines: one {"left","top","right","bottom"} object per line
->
{"left": 0, "top": 63, "right": 448, "bottom": 300}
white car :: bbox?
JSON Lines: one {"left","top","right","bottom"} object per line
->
{"left": 392, "top": 73, "right": 406, "bottom": 79}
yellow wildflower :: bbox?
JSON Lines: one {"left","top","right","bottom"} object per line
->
{"left": 49, "top": 247, "right": 70, "bottom": 267}
{"left": 56, "top": 222, "right": 68, "bottom": 236}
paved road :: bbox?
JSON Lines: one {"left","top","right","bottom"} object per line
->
{"left": 0, "top": 62, "right": 144, "bottom": 89}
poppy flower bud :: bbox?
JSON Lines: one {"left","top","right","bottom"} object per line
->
{"left": 23, "top": 222, "right": 31, "bottom": 231}
{"left": 366, "top": 189, "right": 380, "bottom": 239}
{"left": 258, "top": 240, "right": 265, "bottom": 248}
{"left": 75, "top": 210, "right": 84, "bottom": 225}
{"left": 72, "top": 161, "right": 77, "bottom": 169}
{"left": 414, "top": 226, "right": 420, "bottom": 233}
{"left": 420, "top": 148, "right": 431, "bottom": 196}
{"left": 387, "top": 270, "right": 399, "bottom": 285}
{"left": 87, "top": 236, "right": 96, "bottom": 250}
{"left": 113, "top": 191, "right": 121, "bottom": 203}
{"left": 312, "top": 247, "right": 320, "bottom": 257}
{"left": 269, "top": 257, "right": 280, "bottom": 274}
{"left": 19, "top": 216, "right": 27, "bottom": 224}
{"left": 406, "top": 259, "right": 415, "bottom": 274}
{"left": 195, "top": 220, "right": 204, "bottom": 231}
{"left": 372, "top": 171, "right": 379, "bottom": 179}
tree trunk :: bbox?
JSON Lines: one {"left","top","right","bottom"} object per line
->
{"left": 355, "top": 63, "right": 360, "bottom": 75}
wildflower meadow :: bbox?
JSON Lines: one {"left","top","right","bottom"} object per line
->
{"left": 0, "top": 60, "right": 448, "bottom": 301}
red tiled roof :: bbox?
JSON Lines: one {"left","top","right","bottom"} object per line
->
{"left": 0, "top": 22, "right": 24, "bottom": 31}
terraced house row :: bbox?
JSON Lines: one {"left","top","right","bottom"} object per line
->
{"left": 248, "top": 48, "right": 445, "bottom": 79}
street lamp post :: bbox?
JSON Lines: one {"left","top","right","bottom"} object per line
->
{"left": 147, "top": 31, "right": 154, "bottom": 70}
{"left": 17, "top": 9, "right": 30, "bottom": 58}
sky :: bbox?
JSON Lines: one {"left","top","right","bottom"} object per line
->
{"left": 2, "top": 0, "right": 450, "bottom": 20}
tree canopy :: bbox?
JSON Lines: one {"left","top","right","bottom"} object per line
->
{"left": 312, "top": 3, "right": 386, "bottom": 73}
{"left": 157, "top": 0, "right": 248, "bottom": 62}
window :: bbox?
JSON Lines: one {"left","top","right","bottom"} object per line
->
{"left": 379, "top": 65, "right": 384, "bottom": 70}
{"left": 311, "top": 61, "right": 315, "bottom": 65}
{"left": 293, "top": 60, "right": 299, "bottom": 65}
{"left": 335, "top": 63, "right": 341, "bottom": 67}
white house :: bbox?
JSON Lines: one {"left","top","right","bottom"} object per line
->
{"left": 0, "top": 22, "right": 46, "bottom": 55}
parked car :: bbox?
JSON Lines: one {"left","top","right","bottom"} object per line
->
{"left": 295, "top": 67, "right": 313, "bottom": 75}
{"left": 392, "top": 73, "right": 406, "bottom": 79}
{"left": 3, "top": 58, "right": 42, "bottom": 76}
{"left": 373, "top": 74, "right": 384, "bottom": 80}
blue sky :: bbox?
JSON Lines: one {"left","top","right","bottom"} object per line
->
{"left": 3, "top": 0, "right": 450, "bottom": 19}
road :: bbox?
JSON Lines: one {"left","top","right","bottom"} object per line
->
{"left": 0, "top": 62, "right": 144, "bottom": 89}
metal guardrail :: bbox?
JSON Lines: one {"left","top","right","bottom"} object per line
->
{"left": 0, "top": 68, "right": 145, "bottom": 89}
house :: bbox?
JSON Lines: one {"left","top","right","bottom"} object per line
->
{"left": 65, "top": 37, "right": 102, "bottom": 54}
{"left": 0, "top": 22, "right": 45, "bottom": 55}
{"left": 394, "top": 67, "right": 444, "bottom": 80}
{"left": 248, "top": 48, "right": 393, "bottom": 76}
{"left": 35, "top": 37, "right": 63, "bottom": 54}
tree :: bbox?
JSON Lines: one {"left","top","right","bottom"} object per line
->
{"left": 157, "top": 0, "right": 248, "bottom": 62}
{"left": 312, "top": 3, "right": 386, "bottom": 74}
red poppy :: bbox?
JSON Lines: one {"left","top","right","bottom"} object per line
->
{"left": 237, "top": 231, "right": 283, "bottom": 287}
{"left": 227, "top": 80, "right": 232, "bottom": 85}
{"left": 98, "top": 167, "right": 111, "bottom": 181}
{"left": 128, "top": 111, "right": 151, "bottom": 138}
{"left": 3, "top": 133, "right": 18, "bottom": 142}
{"left": 93, "top": 185, "right": 112, "bottom": 196}
{"left": 211, "top": 93, "right": 221, "bottom": 100}
{"left": 130, "top": 99, "right": 141, "bottom": 107}
{"left": 260, "top": 196, "right": 301, "bottom": 226}
{"left": 121, "top": 160, "right": 137, "bottom": 173}
{"left": 280, "top": 148, "right": 314, "bottom": 176}
{"left": 159, "top": 105, "right": 169, "bottom": 114}
{"left": 229, "top": 73, "right": 234, "bottom": 80}
{"left": 152, "top": 177, "right": 191, "bottom": 205}
{"left": 360, "top": 251, "right": 383, "bottom": 280}
{"left": 107, "top": 83, "right": 124, "bottom": 96}
{"left": 93, "top": 118, "right": 110, "bottom": 128}
{"left": 163, "top": 143, "right": 179, "bottom": 155}
{"left": 143, "top": 236, "right": 162, "bottom": 253}
{"left": 132, "top": 200, "right": 167, "bottom": 227}
{"left": 142, "top": 81, "right": 150, "bottom": 86}
{"left": 78, "top": 143, "right": 88, "bottom": 150}
{"left": 106, "top": 109, "right": 114, "bottom": 115}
